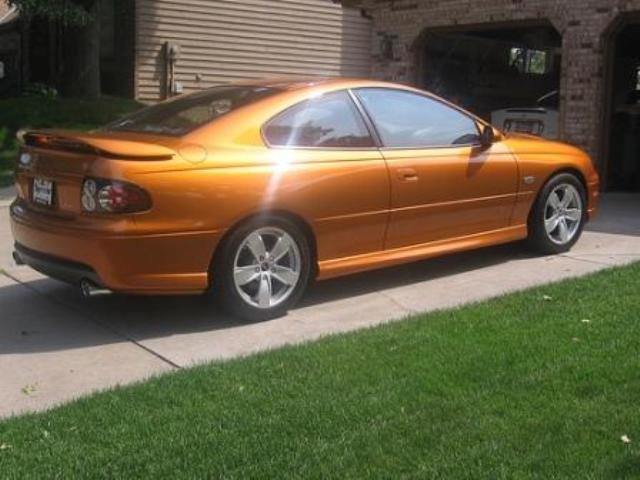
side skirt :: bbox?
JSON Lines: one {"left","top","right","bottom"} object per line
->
{"left": 317, "top": 225, "right": 528, "bottom": 280}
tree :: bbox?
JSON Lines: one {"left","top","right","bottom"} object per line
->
{"left": 9, "top": 0, "right": 101, "bottom": 99}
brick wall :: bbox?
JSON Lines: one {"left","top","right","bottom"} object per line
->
{"left": 352, "top": 0, "right": 640, "bottom": 169}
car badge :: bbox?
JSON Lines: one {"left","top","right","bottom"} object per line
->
{"left": 19, "top": 152, "right": 34, "bottom": 167}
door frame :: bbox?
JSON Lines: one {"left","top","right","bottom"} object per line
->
{"left": 599, "top": 12, "right": 640, "bottom": 190}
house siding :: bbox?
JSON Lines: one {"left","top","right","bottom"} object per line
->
{"left": 0, "top": 1, "right": 11, "bottom": 20}
{"left": 0, "top": 0, "right": 20, "bottom": 97}
{"left": 134, "top": 0, "right": 372, "bottom": 102}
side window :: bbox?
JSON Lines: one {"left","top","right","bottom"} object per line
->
{"left": 263, "top": 91, "right": 374, "bottom": 148}
{"left": 355, "top": 88, "right": 480, "bottom": 148}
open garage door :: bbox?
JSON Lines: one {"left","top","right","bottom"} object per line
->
{"left": 605, "top": 20, "right": 640, "bottom": 191}
{"left": 417, "top": 22, "right": 561, "bottom": 139}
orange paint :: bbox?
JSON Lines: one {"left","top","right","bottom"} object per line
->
{"left": 10, "top": 78, "right": 599, "bottom": 294}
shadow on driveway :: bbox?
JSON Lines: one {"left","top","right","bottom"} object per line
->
{"left": 1, "top": 241, "right": 532, "bottom": 356}
{"left": 586, "top": 194, "right": 640, "bottom": 237}
{"left": 1, "top": 193, "right": 638, "bottom": 358}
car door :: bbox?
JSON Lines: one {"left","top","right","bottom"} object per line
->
{"left": 354, "top": 87, "right": 519, "bottom": 250}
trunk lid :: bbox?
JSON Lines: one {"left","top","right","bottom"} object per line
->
{"left": 21, "top": 129, "right": 177, "bottom": 160}
{"left": 15, "top": 129, "right": 177, "bottom": 218}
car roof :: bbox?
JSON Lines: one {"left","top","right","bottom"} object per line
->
{"left": 230, "top": 77, "right": 403, "bottom": 92}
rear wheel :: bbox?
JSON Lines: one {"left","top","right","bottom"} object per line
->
{"left": 212, "top": 216, "right": 312, "bottom": 321}
{"left": 527, "top": 173, "right": 587, "bottom": 254}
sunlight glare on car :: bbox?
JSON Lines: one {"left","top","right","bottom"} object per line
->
{"left": 263, "top": 148, "right": 296, "bottom": 205}
{"left": 263, "top": 103, "right": 314, "bottom": 204}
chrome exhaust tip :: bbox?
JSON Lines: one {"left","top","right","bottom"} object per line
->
{"left": 80, "top": 279, "right": 112, "bottom": 298}
{"left": 12, "top": 251, "right": 24, "bottom": 265}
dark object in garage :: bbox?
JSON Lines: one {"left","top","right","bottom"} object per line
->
{"left": 606, "top": 22, "right": 640, "bottom": 191}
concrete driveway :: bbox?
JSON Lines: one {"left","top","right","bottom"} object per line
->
{"left": 1, "top": 187, "right": 639, "bottom": 418}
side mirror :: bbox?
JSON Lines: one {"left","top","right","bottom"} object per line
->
{"left": 479, "top": 125, "right": 495, "bottom": 148}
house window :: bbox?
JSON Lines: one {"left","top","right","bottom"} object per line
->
{"left": 510, "top": 47, "right": 548, "bottom": 75}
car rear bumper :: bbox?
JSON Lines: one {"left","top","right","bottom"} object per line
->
{"left": 13, "top": 242, "right": 103, "bottom": 286}
{"left": 10, "top": 200, "right": 222, "bottom": 294}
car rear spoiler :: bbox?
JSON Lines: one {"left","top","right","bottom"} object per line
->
{"left": 18, "top": 129, "right": 176, "bottom": 161}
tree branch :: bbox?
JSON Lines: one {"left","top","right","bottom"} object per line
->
{"left": 8, "top": 0, "right": 96, "bottom": 26}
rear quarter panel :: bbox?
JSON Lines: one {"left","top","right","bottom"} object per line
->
{"left": 115, "top": 147, "right": 390, "bottom": 266}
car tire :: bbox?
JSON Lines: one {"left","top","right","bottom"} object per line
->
{"left": 211, "top": 215, "right": 312, "bottom": 322}
{"left": 527, "top": 172, "right": 587, "bottom": 254}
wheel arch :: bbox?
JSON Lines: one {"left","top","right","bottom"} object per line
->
{"left": 547, "top": 167, "right": 587, "bottom": 191}
{"left": 528, "top": 167, "right": 588, "bottom": 225}
{"left": 208, "top": 209, "right": 318, "bottom": 282}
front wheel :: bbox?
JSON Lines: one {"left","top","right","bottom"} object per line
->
{"left": 212, "top": 216, "right": 312, "bottom": 322}
{"left": 527, "top": 173, "right": 587, "bottom": 254}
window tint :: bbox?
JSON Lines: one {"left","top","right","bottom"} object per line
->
{"left": 355, "top": 88, "right": 480, "bottom": 148}
{"left": 105, "top": 86, "right": 282, "bottom": 136}
{"left": 263, "top": 91, "right": 374, "bottom": 148}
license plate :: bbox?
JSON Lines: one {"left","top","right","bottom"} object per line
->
{"left": 32, "top": 178, "right": 54, "bottom": 206}
{"left": 508, "top": 120, "right": 544, "bottom": 135}
{"left": 514, "top": 121, "right": 535, "bottom": 133}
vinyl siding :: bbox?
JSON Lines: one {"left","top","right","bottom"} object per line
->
{"left": 0, "top": 0, "right": 17, "bottom": 24}
{"left": 0, "top": 0, "right": 10, "bottom": 20}
{"left": 134, "top": 0, "right": 372, "bottom": 102}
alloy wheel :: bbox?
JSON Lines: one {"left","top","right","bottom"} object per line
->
{"left": 544, "top": 183, "right": 583, "bottom": 245}
{"left": 233, "top": 227, "right": 302, "bottom": 309}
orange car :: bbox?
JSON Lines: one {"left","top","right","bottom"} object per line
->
{"left": 10, "top": 78, "right": 599, "bottom": 320}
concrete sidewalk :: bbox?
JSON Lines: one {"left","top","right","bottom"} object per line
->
{"left": 1, "top": 194, "right": 639, "bottom": 418}
{"left": 0, "top": 185, "right": 16, "bottom": 206}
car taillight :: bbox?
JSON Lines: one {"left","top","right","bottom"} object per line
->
{"left": 81, "top": 178, "right": 151, "bottom": 214}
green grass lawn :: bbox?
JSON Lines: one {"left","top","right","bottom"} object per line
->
{"left": 1, "top": 263, "right": 639, "bottom": 479}
{"left": 0, "top": 95, "right": 142, "bottom": 187}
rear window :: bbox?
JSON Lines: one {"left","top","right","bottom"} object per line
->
{"left": 105, "top": 86, "right": 282, "bottom": 136}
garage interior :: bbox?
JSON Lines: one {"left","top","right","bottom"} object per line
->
{"left": 417, "top": 22, "right": 562, "bottom": 123}
{"left": 605, "top": 19, "right": 640, "bottom": 192}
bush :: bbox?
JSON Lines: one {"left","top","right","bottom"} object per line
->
{"left": 0, "top": 94, "right": 142, "bottom": 187}
{"left": 23, "top": 83, "right": 59, "bottom": 99}
{"left": 0, "top": 95, "right": 142, "bottom": 152}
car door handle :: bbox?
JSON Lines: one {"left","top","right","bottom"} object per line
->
{"left": 396, "top": 168, "right": 419, "bottom": 182}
